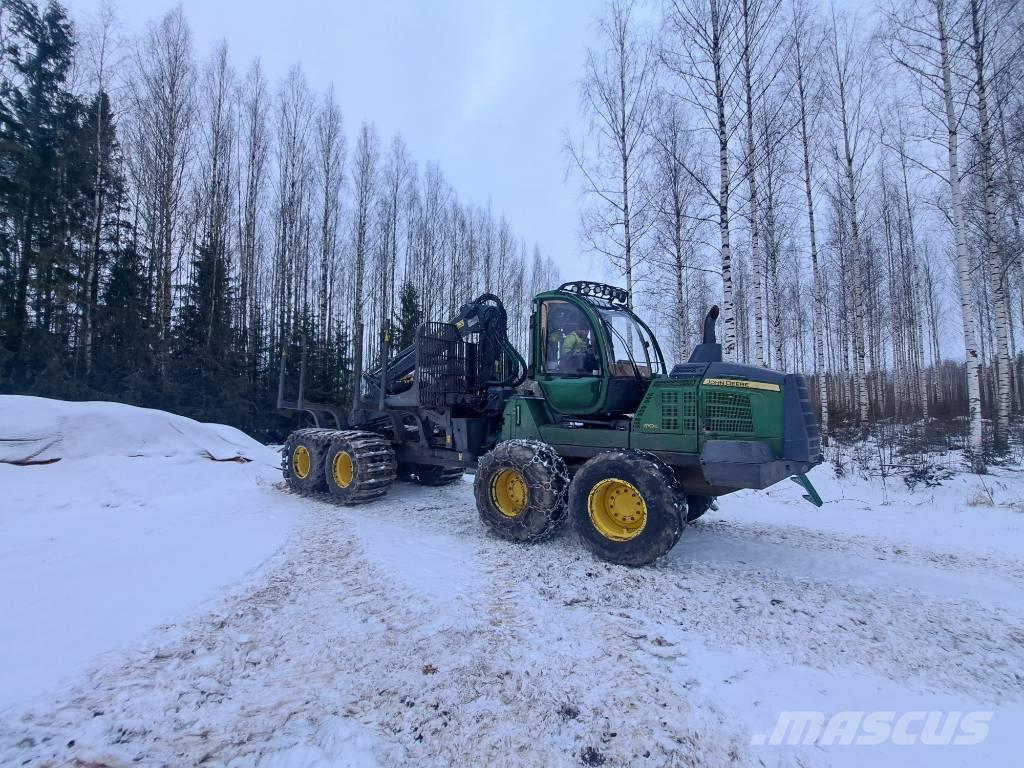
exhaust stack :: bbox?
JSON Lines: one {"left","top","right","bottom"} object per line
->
{"left": 687, "top": 305, "right": 723, "bottom": 364}
{"left": 703, "top": 305, "right": 720, "bottom": 345}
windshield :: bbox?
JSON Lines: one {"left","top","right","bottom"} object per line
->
{"left": 598, "top": 309, "right": 664, "bottom": 378}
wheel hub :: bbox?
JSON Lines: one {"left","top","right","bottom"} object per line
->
{"left": 333, "top": 451, "right": 354, "bottom": 488}
{"left": 491, "top": 468, "right": 528, "bottom": 518}
{"left": 588, "top": 478, "right": 647, "bottom": 541}
{"left": 292, "top": 445, "right": 311, "bottom": 480}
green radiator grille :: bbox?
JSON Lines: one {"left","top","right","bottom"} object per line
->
{"left": 656, "top": 390, "right": 697, "bottom": 432}
{"left": 705, "top": 390, "right": 754, "bottom": 433}
{"left": 681, "top": 390, "right": 696, "bottom": 431}
{"left": 660, "top": 391, "right": 678, "bottom": 430}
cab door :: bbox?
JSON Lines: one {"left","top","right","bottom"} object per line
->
{"left": 534, "top": 298, "right": 605, "bottom": 415}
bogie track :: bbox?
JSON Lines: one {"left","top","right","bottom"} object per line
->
{"left": 283, "top": 428, "right": 397, "bottom": 505}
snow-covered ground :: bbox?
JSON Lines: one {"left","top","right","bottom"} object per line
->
{"left": 0, "top": 396, "right": 297, "bottom": 710}
{"left": 1, "top": 396, "right": 1023, "bottom": 767}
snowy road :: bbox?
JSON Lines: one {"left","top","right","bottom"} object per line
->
{"left": 3, "top": 462, "right": 1024, "bottom": 767}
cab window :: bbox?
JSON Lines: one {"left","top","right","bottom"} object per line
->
{"left": 540, "top": 300, "right": 600, "bottom": 375}
{"left": 598, "top": 309, "right": 663, "bottom": 378}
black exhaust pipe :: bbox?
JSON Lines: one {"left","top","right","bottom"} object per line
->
{"left": 703, "top": 305, "right": 720, "bottom": 345}
{"left": 686, "top": 305, "right": 723, "bottom": 364}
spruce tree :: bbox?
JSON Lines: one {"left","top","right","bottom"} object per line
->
{"left": 93, "top": 238, "right": 159, "bottom": 405}
{"left": 0, "top": 0, "right": 86, "bottom": 393}
{"left": 396, "top": 280, "right": 422, "bottom": 351}
{"left": 171, "top": 239, "right": 245, "bottom": 426}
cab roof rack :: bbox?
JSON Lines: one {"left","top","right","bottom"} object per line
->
{"left": 556, "top": 281, "right": 629, "bottom": 308}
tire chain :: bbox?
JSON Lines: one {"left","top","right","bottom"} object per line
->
{"left": 478, "top": 439, "right": 571, "bottom": 541}
{"left": 627, "top": 448, "right": 688, "bottom": 547}
{"left": 282, "top": 427, "right": 398, "bottom": 505}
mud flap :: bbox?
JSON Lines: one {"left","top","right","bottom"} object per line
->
{"left": 791, "top": 473, "right": 823, "bottom": 507}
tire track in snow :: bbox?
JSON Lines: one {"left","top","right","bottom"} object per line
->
{"left": 3, "top": 481, "right": 1022, "bottom": 767}
{"left": 0, "top": 490, "right": 744, "bottom": 767}
{"left": 402, "top": 485, "right": 1024, "bottom": 704}
{"left": 466, "top": 540, "right": 752, "bottom": 767}
{"left": 355, "top": 484, "right": 1024, "bottom": 706}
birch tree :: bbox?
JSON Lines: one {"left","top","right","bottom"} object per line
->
{"left": 379, "top": 135, "right": 412, "bottom": 344}
{"left": 126, "top": 6, "right": 196, "bottom": 373}
{"left": 826, "top": 11, "right": 869, "bottom": 424}
{"left": 663, "top": 0, "right": 741, "bottom": 359}
{"left": 739, "top": 0, "right": 783, "bottom": 367}
{"left": 567, "top": 0, "right": 657, "bottom": 310}
{"left": 885, "top": 0, "right": 985, "bottom": 465}
{"left": 197, "top": 43, "right": 235, "bottom": 297}
{"left": 236, "top": 59, "right": 269, "bottom": 375}
{"left": 895, "top": 117, "right": 930, "bottom": 418}
{"left": 271, "top": 66, "right": 313, "bottom": 347}
{"left": 649, "top": 97, "right": 704, "bottom": 362}
{"left": 314, "top": 88, "right": 344, "bottom": 350}
{"left": 758, "top": 97, "right": 789, "bottom": 370}
{"left": 789, "top": 0, "right": 828, "bottom": 440}
{"left": 351, "top": 122, "right": 379, "bottom": 408}
{"left": 968, "top": 0, "right": 1011, "bottom": 443}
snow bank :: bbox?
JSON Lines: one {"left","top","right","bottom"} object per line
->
{"left": 0, "top": 396, "right": 296, "bottom": 711}
{"left": 730, "top": 458, "right": 1024, "bottom": 562}
{"left": 0, "top": 395, "right": 277, "bottom": 465}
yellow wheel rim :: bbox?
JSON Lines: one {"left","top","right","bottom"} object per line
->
{"left": 333, "top": 450, "right": 354, "bottom": 488}
{"left": 491, "top": 468, "right": 528, "bottom": 518}
{"left": 292, "top": 445, "right": 311, "bottom": 480}
{"left": 588, "top": 478, "right": 647, "bottom": 541}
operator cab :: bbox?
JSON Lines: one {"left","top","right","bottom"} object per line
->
{"left": 534, "top": 282, "right": 666, "bottom": 416}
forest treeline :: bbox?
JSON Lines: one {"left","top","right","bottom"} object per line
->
{"left": 4, "top": 0, "right": 1024, "bottom": 462}
{"left": 569, "top": 0, "right": 1024, "bottom": 463}
{"left": 0, "top": 1, "right": 559, "bottom": 438}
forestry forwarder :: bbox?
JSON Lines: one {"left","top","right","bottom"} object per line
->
{"left": 278, "top": 281, "right": 823, "bottom": 566}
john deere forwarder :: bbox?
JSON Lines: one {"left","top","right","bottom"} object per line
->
{"left": 279, "top": 281, "right": 822, "bottom": 566}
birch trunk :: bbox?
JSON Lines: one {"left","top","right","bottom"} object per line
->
{"left": 712, "top": 0, "right": 737, "bottom": 359}
{"left": 793, "top": 12, "right": 828, "bottom": 441}
{"left": 898, "top": 127, "right": 929, "bottom": 418}
{"left": 969, "top": 0, "right": 1011, "bottom": 441}
{"left": 937, "top": 0, "right": 984, "bottom": 465}
{"left": 832, "top": 29, "right": 868, "bottom": 424}
{"left": 995, "top": 98, "right": 1024, "bottom": 411}
{"left": 351, "top": 124, "right": 378, "bottom": 411}
{"left": 741, "top": 0, "right": 765, "bottom": 366}
{"left": 238, "top": 62, "right": 268, "bottom": 382}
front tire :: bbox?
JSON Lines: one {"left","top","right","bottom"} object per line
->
{"left": 474, "top": 440, "right": 569, "bottom": 542}
{"left": 569, "top": 450, "right": 685, "bottom": 566}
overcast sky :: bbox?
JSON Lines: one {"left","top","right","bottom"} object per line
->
{"left": 64, "top": 0, "right": 604, "bottom": 280}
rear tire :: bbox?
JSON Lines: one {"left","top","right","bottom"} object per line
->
{"left": 474, "top": 440, "right": 569, "bottom": 542}
{"left": 324, "top": 431, "right": 397, "bottom": 504}
{"left": 283, "top": 428, "right": 331, "bottom": 494}
{"left": 569, "top": 450, "right": 685, "bottom": 566}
